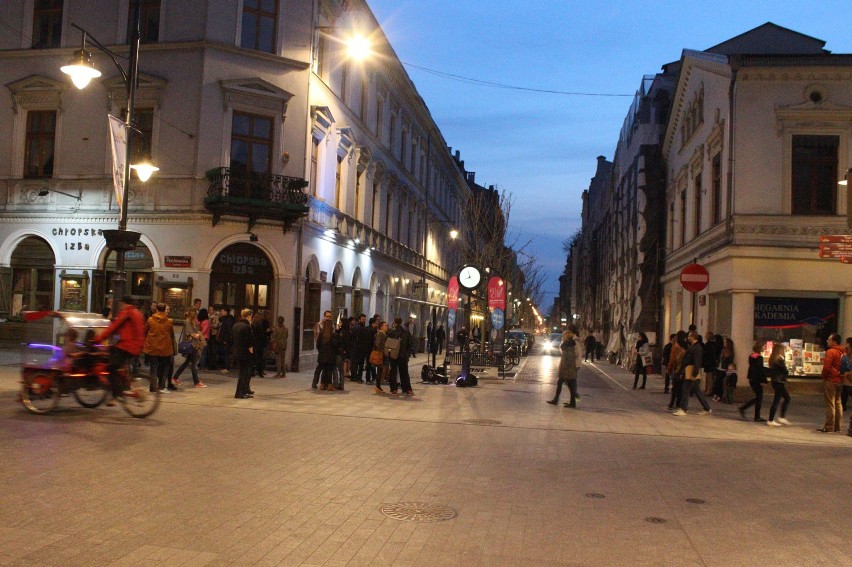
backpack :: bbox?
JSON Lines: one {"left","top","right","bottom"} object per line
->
{"left": 385, "top": 336, "right": 401, "bottom": 360}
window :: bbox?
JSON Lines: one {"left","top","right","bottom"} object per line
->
{"left": 400, "top": 127, "right": 407, "bottom": 165}
{"left": 388, "top": 113, "right": 396, "bottom": 152}
{"left": 679, "top": 189, "right": 687, "bottom": 246}
{"left": 24, "top": 110, "right": 56, "bottom": 179}
{"left": 693, "top": 173, "right": 702, "bottom": 237}
{"left": 668, "top": 202, "right": 675, "bottom": 249}
{"left": 711, "top": 153, "right": 722, "bottom": 225}
{"left": 309, "top": 138, "right": 319, "bottom": 195}
{"left": 792, "top": 135, "right": 838, "bottom": 215}
{"left": 375, "top": 97, "right": 384, "bottom": 137}
{"left": 385, "top": 192, "right": 392, "bottom": 235}
{"left": 372, "top": 180, "right": 380, "bottom": 228}
{"left": 359, "top": 76, "right": 368, "bottom": 120}
{"left": 340, "top": 62, "right": 348, "bottom": 104}
{"left": 334, "top": 155, "right": 343, "bottom": 209}
{"left": 32, "top": 0, "right": 63, "bottom": 49}
{"left": 315, "top": 35, "right": 326, "bottom": 77}
{"left": 122, "top": 107, "right": 154, "bottom": 163}
{"left": 354, "top": 171, "right": 363, "bottom": 222}
{"left": 230, "top": 111, "right": 272, "bottom": 175}
{"left": 241, "top": 0, "right": 277, "bottom": 53}
{"left": 10, "top": 237, "right": 55, "bottom": 317}
{"left": 133, "top": 0, "right": 160, "bottom": 43}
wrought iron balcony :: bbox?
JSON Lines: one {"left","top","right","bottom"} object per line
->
{"left": 205, "top": 167, "right": 309, "bottom": 230}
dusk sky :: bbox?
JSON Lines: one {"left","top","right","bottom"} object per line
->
{"left": 366, "top": 0, "right": 852, "bottom": 312}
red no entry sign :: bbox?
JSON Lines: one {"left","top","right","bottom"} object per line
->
{"left": 680, "top": 263, "right": 709, "bottom": 293}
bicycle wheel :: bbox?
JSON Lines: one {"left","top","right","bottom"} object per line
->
{"left": 502, "top": 358, "right": 515, "bottom": 371}
{"left": 72, "top": 375, "right": 109, "bottom": 408}
{"left": 21, "top": 371, "right": 61, "bottom": 414}
{"left": 511, "top": 353, "right": 520, "bottom": 367}
{"left": 118, "top": 375, "right": 160, "bottom": 418}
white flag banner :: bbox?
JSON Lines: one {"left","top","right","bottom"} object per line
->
{"left": 108, "top": 115, "right": 127, "bottom": 210}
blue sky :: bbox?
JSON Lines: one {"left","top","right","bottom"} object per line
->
{"left": 366, "top": 0, "right": 852, "bottom": 311}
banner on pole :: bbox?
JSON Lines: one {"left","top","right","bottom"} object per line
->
{"left": 108, "top": 115, "right": 127, "bottom": 211}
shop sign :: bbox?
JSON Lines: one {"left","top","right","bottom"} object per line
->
{"left": 164, "top": 255, "right": 191, "bottom": 268}
{"left": 754, "top": 297, "right": 837, "bottom": 329}
{"left": 680, "top": 263, "right": 709, "bottom": 293}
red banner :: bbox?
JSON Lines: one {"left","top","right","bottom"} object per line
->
{"left": 487, "top": 277, "right": 506, "bottom": 310}
{"left": 819, "top": 235, "right": 852, "bottom": 244}
{"left": 447, "top": 276, "right": 459, "bottom": 311}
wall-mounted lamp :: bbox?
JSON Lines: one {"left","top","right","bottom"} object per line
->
{"left": 38, "top": 187, "right": 82, "bottom": 212}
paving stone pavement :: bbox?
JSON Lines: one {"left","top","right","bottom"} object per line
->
{"left": 0, "top": 350, "right": 849, "bottom": 566}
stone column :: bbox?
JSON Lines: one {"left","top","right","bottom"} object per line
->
{"left": 731, "top": 289, "right": 758, "bottom": 376}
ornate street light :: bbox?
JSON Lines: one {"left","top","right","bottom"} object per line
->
{"left": 60, "top": 1, "right": 155, "bottom": 316}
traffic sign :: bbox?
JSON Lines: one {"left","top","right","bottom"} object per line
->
{"left": 680, "top": 263, "right": 709, "bottom": 293}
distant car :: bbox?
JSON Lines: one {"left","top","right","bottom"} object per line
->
{"left": 540, "top": 332, "right": 563, "bottom": 355}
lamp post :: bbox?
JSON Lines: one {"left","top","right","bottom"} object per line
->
{"left": 60, "top": 0, "right": 156, "bottom": 316}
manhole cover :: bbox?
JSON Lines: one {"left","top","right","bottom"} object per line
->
{"left": 585, "top": 493, "right": 606, "bottom": 499}
{"left": 461, "top": 418, "right": 502, "bottom": 425}
{"left": 645, "top": 517, "right": 667, "bottom": 524}
{"left": 686, "top": 498, "right": 706, "bottom": 504}
{"left": 380, "top": 503, "right": 457, "bottom": 522}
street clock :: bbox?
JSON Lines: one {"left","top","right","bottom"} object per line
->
{"left": 458, "top": 265, "right": 482, "bottom": 290}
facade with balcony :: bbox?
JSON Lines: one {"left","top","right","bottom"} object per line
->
{"left": 660, "top": 24, "right": 852, "bottom": 375}
{"left": 0, "top": 0, "right": 468, "bottom": 359}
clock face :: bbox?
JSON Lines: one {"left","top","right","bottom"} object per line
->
{"left": 459, "top": 266, "right": 481, "bottom": 289}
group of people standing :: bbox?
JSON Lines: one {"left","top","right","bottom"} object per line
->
{"left": 312, "top": 312, "right": 432, "bottom": 397}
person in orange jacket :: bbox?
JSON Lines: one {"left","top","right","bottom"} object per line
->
{"left": 94, "top": 295, "right": 145, "bottom": 398}
{"left": 819, "top": 333, "right": 845, "bottom": 432}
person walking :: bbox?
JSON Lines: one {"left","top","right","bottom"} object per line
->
{"left": 373, "top": 321, "right": 389, "bottom": 394}
{"left": 673, "top": 331, "right": 712, "bottom": 416}
{"left": 311, "top": 310, "right": 333, "bottom": 389}
{"left": 316, "top": 319, "right": 338, "bottom": 391}
{"left": 251, "top": 311, "right": 270, "bottom": 378}
{"left": 270, "top": 316, "right": 289, "bottom": 377}
{"left": 333, "top": 318, "right": 353, "bottom": 390}
{"left": 547, "top": 325, "right": 583, "bottom": 407}
{"left": 632, "top": 332, "right": 649, "bottom": 390}
{"left": 351, "top": 314, "right": 372, "bottom": 383}
{"left": 714, "top": 337, "right": 734, "bottom": 401}
{"left": 435, "top": 324, "right": 446, "bottom": 355}
{"left": 766, "top": 343, "right": 791, "bottom": 426}
{"left": 667, "top": 331, "right": 688, "bottom": 410}
{"left": 819, "top": 333, "right": 844, "bottom": 432}
{"left": 142, "top": 303, "right": 174, "bottom": 393}
{"left": 585, "top": 334, "right": 596, "bottom": 363}
{"left": 387, "top": 317, "right": 414, "bottom": 396}
{"left": 232, "top": 309, "right": 254, "bottom": 398}
{"left": 174, "top": 308, "right": 206, "bottom": 388}
{"left": 739, "top": 341, "right": 767, "bottom": 422}
{"left": 217, "top": 306, "right": 235, "bottom": 372}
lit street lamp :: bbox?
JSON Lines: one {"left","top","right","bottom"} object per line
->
{"left": 60, "top": 0, "right": 157, "bottom": 316}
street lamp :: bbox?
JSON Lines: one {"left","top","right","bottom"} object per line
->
{"left": 60, "top": 0, "right": 156, "bottom": 316}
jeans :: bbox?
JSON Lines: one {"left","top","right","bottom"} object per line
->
{"left": 633, "top": 361, "right": 646, "bottom": 389}
{"left": 842, "top": 384, "right": 851, "bottom": 411}
{"left": 149, "top": 355, "right": 171, "bottom": 391}
{"left": 235, "top": 357, "right": 252, "bottom": 397}
{"left": 388, "top": 358, "right": 411, "bottom": 392}
{"left": 823, "top": 381, "right": 843, "bottom": 431}
{"left": 254, "top": 343, "right": 267, "bottom": 376}
{"left": 669, "top": 377, "right": 684, "bottom": 408}
{"left": 740, "top": 380, "right": 764, "bottom": 419}
{"left": 680, "top": 379, "right": 710, "bottom": 412}
{"left": 174, "top": 350, "right": 200, "bottom": 385}
{"left": 768, "top": 381, "right": 790, "bottom": 421}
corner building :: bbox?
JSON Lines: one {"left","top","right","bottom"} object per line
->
{"left": 0, "top": 0, "right": 467, "bottom": 367}
{"left": 661, "top": 24, "right": 852, "bottom": 375}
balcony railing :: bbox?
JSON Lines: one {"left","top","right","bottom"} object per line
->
{"left": 205, "top": 167, "right": 309, "bottom": 230}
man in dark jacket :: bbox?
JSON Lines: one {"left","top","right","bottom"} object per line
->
{"left": 674, "top": 331, "right": 711, "bottom": 416}
{"left": 217, "top": 306, "right": 235, "bottom": 372}
{"left": 387, "top": 317, "right": 413, "bottom": 395}
{"left": 232, "top": 308, "right": 255, "bottom": 398}
{"left": 351, "top": 313, "right": 371, "bottom": 383}
{"left": 435, "top": 324, "right": 446, "bottom": 354}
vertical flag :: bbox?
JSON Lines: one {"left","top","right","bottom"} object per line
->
{"left": 108, "top": 115, "right": 127, "bottom": 210}
{"left": 447, "top": 276, "right": 459, "bottom": 345}
{"left": 487, "top": 276, "right": 506, "bottom": 349}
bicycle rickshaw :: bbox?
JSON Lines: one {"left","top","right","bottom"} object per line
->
{"left": 19, "top": 310, "right": 160, "bottom": 418}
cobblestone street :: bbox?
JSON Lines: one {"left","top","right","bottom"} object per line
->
{"left": 1, "top": 351, "right": 849, "bottom": 566}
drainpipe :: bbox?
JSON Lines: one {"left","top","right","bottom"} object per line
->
{"left": 725, "top": 55, "right": 740, "bottom": 245}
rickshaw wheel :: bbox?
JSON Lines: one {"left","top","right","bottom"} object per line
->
{"left": 21, "top": 372, "right": 60, "bottom": 414}
{"left": 72, "top": 375, "right": 109, "bottom": 408}
{"left": 118, "top": 376, "right": 160, "bottom": 418}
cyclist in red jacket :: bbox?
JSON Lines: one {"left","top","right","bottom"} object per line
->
{"left": 95, "top": 295, "right": 145, "bottom": 397}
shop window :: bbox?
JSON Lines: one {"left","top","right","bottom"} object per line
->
{"left": 693, "top": 173, "right": 702, "bottom": 237}
{"left": 32, "top": 0, "right": 63, "bottom": 49}
{"left": 241, "top": 0, "right": 277, "bottom": 53}
{"left": 230, "top": 111, "right": 273, "bottom": 176}
{"left": 791, "top": 135, "right": 838, "bottom": 215}
{"left": 24, "top": 110, "right": 56, "bottom": 179}
{"left": 131, "top": 0, "right": 160, "bottom": 43}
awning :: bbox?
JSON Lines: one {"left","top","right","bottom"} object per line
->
{"left": 393, "top": 296, "right": 446, "bottom": 309}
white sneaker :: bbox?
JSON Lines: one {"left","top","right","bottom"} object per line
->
{"left": 672, "top": 408, "right": 687, "bottom": 416}
{"left": 776, "top": 417, "right": 790, "bottom": 425}
{"left": 158, "top": 388, "right": 169, "bottom": 393}
{"left": 698, "top": 409, "right": 712, "bottom": 416}
{"left": 767, "top": 420, "right": 782, "bottom": 427}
